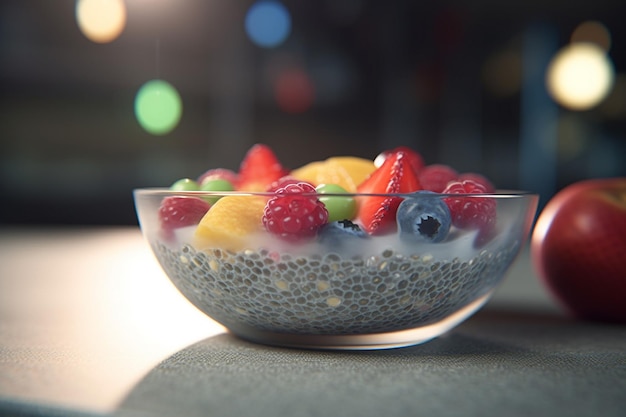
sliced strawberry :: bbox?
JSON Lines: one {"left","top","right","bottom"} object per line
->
{"left": 373, "top": 146, "right": 425, "bottom": 175}
{"left": 356, "top": 151, "right": 422, "bottom": 234}
{"left": 237, "top": 144, "right": 289, "bottom": 191}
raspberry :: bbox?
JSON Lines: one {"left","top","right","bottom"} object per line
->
{"left": 442, "top": 180, "right": 496, "bottom": 231}
{"left": 419, "top": 164, "right": 458, "bottom": 192}
{"left": 266, "top": 176, "right": 302, "bottom": 192}
{"left": 159, "top": 196, "right": 211, "bottom": 230}
{"left": 457, "top": 172, "right": 495, "bottom": 193}
{"left": 197, "top": 168, "right": 239, "bottom": 187}
{"left": 262, "top": 182, "right": 329, "bottom": 241}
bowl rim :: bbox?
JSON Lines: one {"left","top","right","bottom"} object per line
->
{"left": 133, "top": 187, "right": 538, "bottom": 199}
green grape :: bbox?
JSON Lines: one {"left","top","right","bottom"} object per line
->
{"left": 200, "top": 179, "right": 235, "bottom": 204}
{"left": 170, "top": 178, "right": 200, "bottom": 191}
{"left": 316, "top": 184, "right": 357, "bottom": 222}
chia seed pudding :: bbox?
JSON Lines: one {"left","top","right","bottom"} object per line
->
{"left": 150, "top": 232, "right": 521, "bottom": 335}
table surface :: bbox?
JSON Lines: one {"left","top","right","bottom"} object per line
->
{"left": 0, "top": 227, "right": 624, "bottom": 417}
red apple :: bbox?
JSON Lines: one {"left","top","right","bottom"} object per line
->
{"left": 531, "top": 177, "right": 626, "bottom": 323}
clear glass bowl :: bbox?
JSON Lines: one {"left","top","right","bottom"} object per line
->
{"left": 134, "top": 189, "right": 538, "bottom": 350}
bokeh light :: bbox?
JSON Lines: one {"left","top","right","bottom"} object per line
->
{"left": 245, "top": 1, "right": 291, "bottom": 48}
{"left": 571, "top": 21, "right": 611, "bottom": 52}
{"left": 76, "top": 0, "right": 127, "bottom": 43}
{"left": 134, "top": 80, "right": 182, "bottom": 135}
{"left": 274, "top": 68, "right": 314, "bottom": 113}
{"left": 546, "top": 43, "right": 614, "bottom": 110}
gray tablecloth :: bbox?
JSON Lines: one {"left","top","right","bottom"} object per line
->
{"left": 115, "top": 312, "right": 626, "bottom": 417}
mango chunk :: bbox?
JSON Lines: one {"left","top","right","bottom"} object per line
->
{"left": 290, "top": 156, "right": 376, "bottom": 192}
{"left": 194, "top": 196, "right": 267, "bottom": 251}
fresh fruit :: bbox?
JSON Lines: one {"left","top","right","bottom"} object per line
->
{"left": 531, "top": 178, "right": 626, "bottom": 323}
{"left": 197, "top": 168, "right": 239, "bottom": 187}
{"left": 356, "top": 151, "right": 422, "bottom": 234}
{"left": 170, "top": 178, "right": 200, "bottom": 191}
{"left": 318, "top": 219, "right": 368, "bottom": 247}
{"left": 159, "top": 196, "right": 211, "bottom": 230}
{"left": 419, "top": 164, "right": 458, "bottom": 193}
{"left": 160, "top": 143, "right": 501, "bottom": 250}
{"left": 194, "top": 195, "right": 267, "bottom": 251}
{"left": 262, "top": 182, "right": 329, "bottom": 241}
{"left": 458, "top": 172, "right": 495, "bottom": 193}
{"left": 374, "top": 146, "right": 424, "bottom": 174}
{"left": 290, "top": 156, "right": 376, "bottom": 193}
{"left": 396, "top": 192, "right": 451, "bottom": 243}
{"left": 200, "top": 179, "right": 235, "bottom": 204}
{"left": 442, "top": 180, "right": 496, "bottom": 231}
{"left": 237, "top": 144, "right": 289, "bottom": 191}
{"left": 315, "top": 183, "right": 357, "bottom": 222}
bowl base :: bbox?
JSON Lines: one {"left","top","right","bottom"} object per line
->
{"left": 228, "top": 292, "right": 492, "bottom": 350}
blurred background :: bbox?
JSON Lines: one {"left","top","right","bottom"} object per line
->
{"left": 1, "top": 0, "right": 625, "bottom": 226}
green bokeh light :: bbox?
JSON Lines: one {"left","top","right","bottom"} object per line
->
{"left": 134, "top": 79, "right": 182, "bottom": 135}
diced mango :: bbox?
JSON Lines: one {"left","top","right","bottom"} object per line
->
{"left": 290, "top": 156, "right": 376, "bottom": 192}
{"left": 194, "top": 196, "right": 267, "bottom": 251}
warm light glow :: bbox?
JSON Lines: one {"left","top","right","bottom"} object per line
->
{"left": 571, "top": 21, "right": 611, "bottom": 52}
{"left": 245, "top": 0, "right": 291, "bottom": 48}
{"left": 274, "top": 68, "right": 315, "bottom": 113}
{"left": 76, "top": 0, "right": 127, "bottom": 43}
{"left": 546, "top": 43, "right": 614, "bottom": 110}
{"left": 135, "top": 79, "right": 182, "bottom": 135}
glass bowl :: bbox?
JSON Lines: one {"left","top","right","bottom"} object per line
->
{"left": 134, "top": 189, "right": 538, "bottom": 350}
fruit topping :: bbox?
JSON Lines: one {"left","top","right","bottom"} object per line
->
{"left": 194, "top": 195, "right": 267, "bottom": 251}
{"left": 262, "top": 182, "right": 329, "bottom": 241}
{"left": 159, "top": 143, "right": 500, "bottom": 249}
{"left": 318, "top": 219, "right": 368, "bottom": 247}
{"left": 356, "top": 151, "right": 422, "bottom": 234}
{"left": 374, "top": 146, "right": 425, "bottom": 174}
{"left": 159, "top": 196, "right": 211, "bottom": 231}
{"left": 443, "top": 180, "right": 496, "bottom": 231}
{"left": 396, "top": 192, "right": 452, "bottom": 243}
{"left": 419, "top": 164, "right": 458, "bottom": 193}
{"left": 315, "top": 183, "right": 357, "bottom": 222}
{"left": 237, "top": 144, "right": 289, "bottom": 191}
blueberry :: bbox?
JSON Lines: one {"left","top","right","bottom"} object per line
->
{"left": 397, "top": 192, "right": 451, "bottom": 243}
{"left": 318, "top": 219, "right": 368, "bottom": 247}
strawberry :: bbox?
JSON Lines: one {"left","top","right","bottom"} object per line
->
{"left": 237, "top": 144, "right": 289, "bottom": 191}
{"left": 356, "top": 151, "right": 422, "bottom": 234}
{"left": 374, "top": 146, "right": 425, "bottom": 175}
